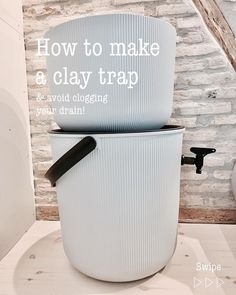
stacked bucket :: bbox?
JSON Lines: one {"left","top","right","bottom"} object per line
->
{"left": 45, "top": 14, "right": 184, "bottom": 282}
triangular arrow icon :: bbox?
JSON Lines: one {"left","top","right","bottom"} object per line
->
{"left": 205, "top": 277, "right": 214, "bottom": 288}
{"left": 193, "top": 277, "right": 202, "bottom": 288}
{"left": 216, "top": 278, "right": 224, "bottom": 288}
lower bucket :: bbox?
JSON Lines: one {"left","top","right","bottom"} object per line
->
{"left": 47, "top": 125, "right": 184, "bottom": 282}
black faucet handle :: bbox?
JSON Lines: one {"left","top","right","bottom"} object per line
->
{"left": 190, "top": 147, "right": 216, "bottom": 157}
{"left": 190, "top": 147, "right": 216, "bottom": 174}
{"left": 182, "top": 147, "right": 216, "bottom": 174}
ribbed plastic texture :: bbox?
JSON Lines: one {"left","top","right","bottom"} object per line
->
{"left": 45, "top": 14, "right": 176, "bottom": 131}
{"left": 50, "top": 128, "right": 184, "bottom": 282}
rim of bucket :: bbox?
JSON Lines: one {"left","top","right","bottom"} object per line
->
{"left": 48, "top": 125, "right": 185, "bottom": 138}
{"left": 44, "top": 13, "right": 176, "bottom": 38}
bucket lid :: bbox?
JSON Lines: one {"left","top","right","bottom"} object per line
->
{"left": 49, "top": 125, "right": 185, "bottom": 138}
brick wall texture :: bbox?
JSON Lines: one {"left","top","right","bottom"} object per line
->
{"left": 22, "top": 0, "right": 236, "bottom": 220}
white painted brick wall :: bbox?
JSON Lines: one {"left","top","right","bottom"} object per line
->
{"left": 22, "top": 0, "right": 236, "bottom": 219}
{"left": 113, "top": 0, "right": 155, "bottom": 5}
{"left": 175, "top": 101, "right": 232, "bottom": 115}
{"left": 156, "top": 4, "right": 196, "bottom": 16}
{"left": 176, "top": 16, "right": 201, "bottom": 28}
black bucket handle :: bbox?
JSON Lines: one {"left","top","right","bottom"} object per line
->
{"left": 45, "top": 136, "right": 97, "bottom": 187}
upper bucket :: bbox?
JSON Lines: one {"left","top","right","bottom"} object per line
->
{"left": 45, "top": 14, "right": 176, "bottom": 131}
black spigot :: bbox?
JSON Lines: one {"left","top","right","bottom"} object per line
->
{"left": 181, "top": 147, "right": 216, "bottom": 174}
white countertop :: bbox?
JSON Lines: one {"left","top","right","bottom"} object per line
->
{"left": 0, "top": 221, "right": 235, "bottom": 295}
